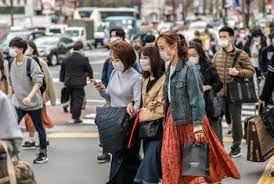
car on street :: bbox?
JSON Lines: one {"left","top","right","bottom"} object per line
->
{"left": 0, "top": 30, "right": 46, "bottom": 60}
{"left": 35, "top": 36, "right": 74, "bottom": 66}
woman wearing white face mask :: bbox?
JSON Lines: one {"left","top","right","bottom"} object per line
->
{"left": 132, "top": 46, "right": 165, "bottom": 184}
{"left": 156, "top": 31, "right": 240, "bottom": 184}
{"left": 94, "top": 40, "right": 142, "bottom": 184}
{"left": 188, "top": 43, "right": 223, "bottom": 142}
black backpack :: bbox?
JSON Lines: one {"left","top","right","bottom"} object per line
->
{"left": 9, "top": 56, "right": 47, "bottom": 94}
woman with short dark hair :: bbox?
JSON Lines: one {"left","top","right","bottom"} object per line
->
{"left": 94, "top": 39, "right": 142, "bottom": 183}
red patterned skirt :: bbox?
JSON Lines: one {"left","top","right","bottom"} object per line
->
{"left": 162, "top": 107, "right": 240, "bottom": 184}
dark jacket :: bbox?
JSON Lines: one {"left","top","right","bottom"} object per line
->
{"left": 101, "top": 57, "right": 141, "bottom": 87}
{"left": 164, "top": 59, "right": 206, "bottom": 125}
{"left": 260, "top": 54, "right": 274, "bottom": 104}
{"left": 60, "top": 52, "right": 93, "bottom": 88}
{"left": 200, "top": 60, "right": 223, "bottom": 94}
{"left": 260, "top": 45, "right": 274, "bottom": 74}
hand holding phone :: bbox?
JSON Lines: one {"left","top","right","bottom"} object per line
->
{"left": 90, "top": 79, "right": 100, "bottom": 85}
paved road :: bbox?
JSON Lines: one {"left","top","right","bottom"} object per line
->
{"left": 20, "top": 124, "right": 273, "bottom": 184}
{"left": 19, "top": 48, "right": 274, "bottom": 184}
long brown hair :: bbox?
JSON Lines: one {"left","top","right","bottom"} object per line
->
{"left": 156, "top": 31, "right": 188, "bottom": 60}
{"left": 140, "top": 46, "right": 165, "bottom": 79}
{"left": 27, "top": 40, "right": 39, "bottom": 56}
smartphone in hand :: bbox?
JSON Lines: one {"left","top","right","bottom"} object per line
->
{"left": 90, "top": 79, "right": 100, "bottom": 85}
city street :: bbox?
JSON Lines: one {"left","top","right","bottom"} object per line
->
{"left": 18, "top": 48, "right": 273, "bottom": 184}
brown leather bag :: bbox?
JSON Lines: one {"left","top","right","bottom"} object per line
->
{"left": 0, "top": 141, "right": 36, "bottom": 184}
{"left": 247, "top": 116, "right": 274, "bottom": 162}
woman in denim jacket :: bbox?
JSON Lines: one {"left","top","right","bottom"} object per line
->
{"left": 156, "top": 31, "right": 240, "bottom": 184}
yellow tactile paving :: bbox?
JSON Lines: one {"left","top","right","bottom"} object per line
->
{"left": 258, "top": 156, "right": 274, "bottom": 184}
{"left": 48, "top": 132, "right": 236, "bottom": 142}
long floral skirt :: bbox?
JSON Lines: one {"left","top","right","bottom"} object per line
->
{"left": 162, "top": 107, "right": 240, "bottom": 184}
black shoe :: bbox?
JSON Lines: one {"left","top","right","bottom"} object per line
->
{"left": 33, "top": 152, "right": 48, "bottom": 164}
{"left": 63, "top": 106, "right": 69, "bottom": 113}
{"left": 226, "top": 130, "right": 232, "bottom": 135}
{"left": 271, "top": 170, "right": 274, "bottom": 177}
{"left": 35, "top": 141, "right": 50, "bottom": 148}
{"left": 74, "top": 119, "right": 83, "bottom": 124}
{"left": 229, "top": 148, "right": 242, "bottom": 158}
{"left": 97, "top": 153, "right": 111, "bottom": 163}
{"left": 22, "top": 141, "right": 36, "bottom": 150}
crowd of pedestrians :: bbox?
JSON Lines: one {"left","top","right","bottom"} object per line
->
{"left": 0, "top": 23, "right": 274, "bottom": 183}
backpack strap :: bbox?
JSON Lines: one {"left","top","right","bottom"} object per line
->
{"left": 232, "top": 50, "right": 242, "bottom": 68}
{"left": 8, "top": 59, "right": 14, "bottom": 73}
{"left": 26, "top": 57, "right": 32, "bottom": 79}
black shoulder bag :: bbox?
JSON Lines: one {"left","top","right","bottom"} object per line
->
{"left": 227, "top": 50, "right": 257, "bottom": 103}
{"left": 95, "top": 106, "right": 130, "bottom": 154}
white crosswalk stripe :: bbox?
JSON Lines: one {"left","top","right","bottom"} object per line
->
{"left": 46, "top": 99, "right": 105, "bottom": 106}
{"left": 81, "top": 104, "right": 258, "bottom": 126}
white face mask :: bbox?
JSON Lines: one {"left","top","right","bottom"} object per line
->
{"left": 189, "top": 57, "right": 199, "bottom": 65}
{"left": 218, "top": 39, "right": 229, "bottom": 48}
{"left": 239, "top": 33, "right": 245, "bottom": 38}
{"left": 160, "top": 51, "right": 171, "bottom": 63}
{"left": 9, "top": 48, "right": 18, "bottom": 58}
{"left": 24, "top": 49, "right": 32, "bottom": 56}
{"left": 140, "top": 59, "right": 151, "bottom": 71}
{"left": 112, "top": 59, "right": 124, "bottom": 72}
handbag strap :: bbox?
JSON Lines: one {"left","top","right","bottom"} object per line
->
{"left": 0, "top": 141, "right": 17, "bottom": 184}
{"left": 231, "top": 50, "right": 242, "bottom": 68}
{"left": 128, "top": 111, "right": 140, "bottom": 149}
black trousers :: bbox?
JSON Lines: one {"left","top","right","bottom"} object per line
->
{"left": 108, "top": 141, "right": 141, "bottom": 184}
{"left": 219, "top": 97, "right": 243, "bottom": 150}
{"left": 16, "top": 108, "right": 47, "bottom": 151}
{"left": 68, "top": 87, "right": 85, "bottom": 120}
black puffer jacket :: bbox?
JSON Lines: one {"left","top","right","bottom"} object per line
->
{"left": 200, "top": 59, "right": 223, "bottom": 94}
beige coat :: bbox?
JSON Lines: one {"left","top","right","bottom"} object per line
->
{"left": 39, "top": 58, "right": 57, "bottom": 105}
{"left": 139, "top": 75, "right": 165, "bottom": 122}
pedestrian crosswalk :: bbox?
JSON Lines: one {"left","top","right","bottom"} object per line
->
{"left": 80, "top": 103, "right": 258, "bottom": 126}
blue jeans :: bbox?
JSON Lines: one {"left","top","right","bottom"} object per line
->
{"left": 135, "top": 139, "right": 162, "bottom": 184}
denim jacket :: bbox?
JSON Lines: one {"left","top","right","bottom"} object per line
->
{"left": 164, "top": 59, "right": 206, "bottom": 125}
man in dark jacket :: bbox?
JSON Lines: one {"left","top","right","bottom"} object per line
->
{"left": 60, "top": 41, "right": 93, "bottom": 123}
{"left": 257, "top": 44, "right": 274, "bottom": 177}
{"left": 258, "top": 49, "right": 274, "bottom": 107}
{"left": 260, "top": 31, "right": 274, "bottom": 78}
